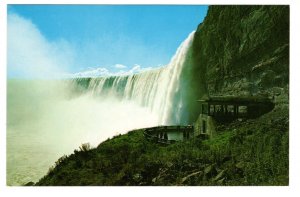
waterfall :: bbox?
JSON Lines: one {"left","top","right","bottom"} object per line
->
{"left": 73, "top": 31, "right": 196, "bottom": 125}
{"left": 7, "top": 31, "right": 199, "bottom": 186}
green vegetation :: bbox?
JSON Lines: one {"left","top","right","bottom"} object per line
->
{"left": 35, "top": 104, "right": 288, "bottom": 186}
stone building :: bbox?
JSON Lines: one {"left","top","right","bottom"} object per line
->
{"left": 194, "top": 96, "right": 275, "bottom": 137}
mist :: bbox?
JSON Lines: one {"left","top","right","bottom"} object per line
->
{"left": 7, "top": 12, "right": 198, "bottom": 186}
{"left": 7, "top": 80, "right": 159, "bottom": 185}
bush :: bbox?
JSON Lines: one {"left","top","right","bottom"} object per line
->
{"left": 79, "top": 143, "right": 91, "bottom": 152}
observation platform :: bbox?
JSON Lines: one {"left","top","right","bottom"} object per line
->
{"left": 143, "top": 125, "right": 194, "bottom": 145}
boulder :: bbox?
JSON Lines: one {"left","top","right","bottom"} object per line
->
{"left": 181, "top": 171, "right": 203, "bottom": 183}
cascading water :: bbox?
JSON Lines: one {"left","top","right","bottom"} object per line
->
{"left": 73, "top": 31, "right": 196, "bottom": 125}
{"left": 7, "top": 31, "right": 205, "bottom": 185}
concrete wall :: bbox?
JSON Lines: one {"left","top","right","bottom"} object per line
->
{"left": 144, "top": 126, "right": 194, "bottom": 143}
{"left": 167, "top": 131, "right": 184, "bottom": 141}
{"left": 194, "top": 114, "right": 216, "bottom": 137}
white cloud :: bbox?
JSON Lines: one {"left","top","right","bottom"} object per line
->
{"left": 7, "top": 13, "right": 165, "bottom": 79}
{"left": 71, "top": 67, "right": 110, "bottom": 78}
{"left": 126, "top": 64, "right": 154, "bottom": 74}
{"left": 71, "top": 64, "right": 160, "bottom": 78}
{"left": 7, "top": 13, "right": 74, "bottom": 79}
{"left": 114, "top": 64, "right": 127, "bottom": 69}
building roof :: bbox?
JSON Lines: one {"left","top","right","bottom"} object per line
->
{"left": 197, "top": 95, "right": 274, "bottom": 105}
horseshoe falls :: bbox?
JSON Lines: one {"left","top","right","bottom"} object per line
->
{"left": 73, "top": 31, "right": 199, "bottom": 125}
{"left": 7, "top": 31, "right": 204, "bottom": 185}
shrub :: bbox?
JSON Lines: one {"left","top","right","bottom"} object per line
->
{"left": 79, "top": 143, "right": 91, "bottom": 152}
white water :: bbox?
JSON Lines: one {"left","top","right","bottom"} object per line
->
{"left": 75, "top": 31, "right": 195, "bottom": 124}
{"left": 7, "top": 32, "right": 195, "bottom": 185}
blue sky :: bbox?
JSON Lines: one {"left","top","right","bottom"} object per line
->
{"left": 7, "top": 5, "right": 208, "bottom": 78}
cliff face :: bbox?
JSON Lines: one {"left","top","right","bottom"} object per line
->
{"left": 192, "top": 5, "right": 289, "bottom": 98}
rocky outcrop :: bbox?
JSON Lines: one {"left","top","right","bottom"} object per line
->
{"left": 192, "top": 5, "right": 289, "bottom": 99}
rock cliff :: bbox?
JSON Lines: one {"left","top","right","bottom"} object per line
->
{"left": 192, "top": 5, "right": 289, "bottom": 99}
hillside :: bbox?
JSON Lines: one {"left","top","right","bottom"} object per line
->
{"left": 35, "top": 103, "right": 288, "bottom": 186}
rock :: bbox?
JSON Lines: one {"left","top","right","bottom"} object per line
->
{"left": 152, "top": 177, "right": 157, "bottom": 183}
{"left": 204, "top": 165, "right": 212, "bottom": 174}
{"left": 133, "top": 173, "right": 142, "bottom": 182}
{"left": 217, "top": 178, "right": 225, "bottom": 184}
{"left": 204, "top": 164, "right": 217, "bottom": 177}
{"left": 24, "top": 182, "right": 35, "bottom": 186}
{"left": 212, "top": 170, "right": 226, "bottom": 182}
{"left": 181, "top": 171, "right": 203, "bottom": 183}
{"left": 274, "top": 76, "right": 284, "bottom": 86}
{"left": 166, "top": 162, "right": 173, "bottom": 168}
{"left": 235, "top": 161, "right": 245, "bottom": 169}
{"left": 260, "top": 70, "right": 276, "bottom": 88}
{"left": 271, "top": 87, "right": 283, "bottom": 96}
{"left": 193, "top": 5, "right": 288, "bottom": 97}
